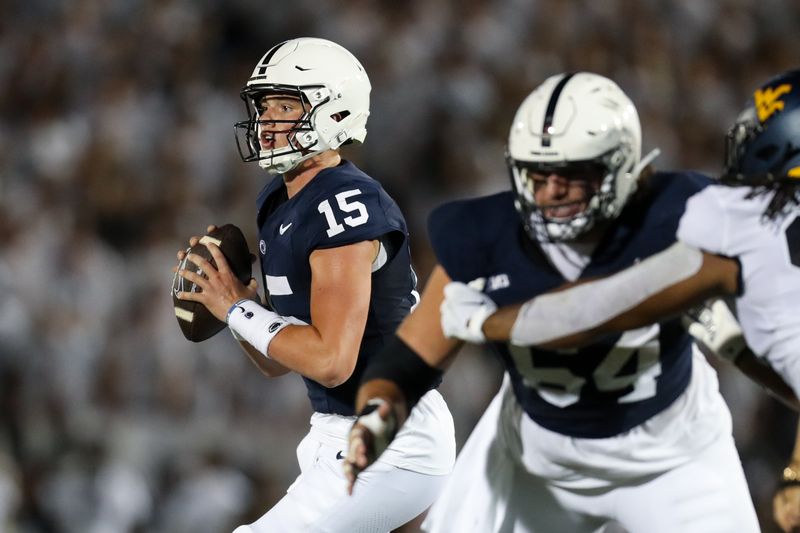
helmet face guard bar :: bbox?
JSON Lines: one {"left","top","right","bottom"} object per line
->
{"left": 508, "top": 149, "right": 627, "bottom": 242}
{"left": 722, "top": 115, "right": 762, "bottom": 181}
{"left": 233, "top": 83, "right": 327, "bottom": 164}
{"left": 721, "top": 120, "right": 800, "bottom": 219}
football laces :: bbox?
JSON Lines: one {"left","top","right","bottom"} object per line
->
{"left": 171, "top": 247, "right": 204, "bottom": 295}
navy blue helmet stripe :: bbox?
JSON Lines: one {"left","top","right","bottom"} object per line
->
{"left": 541, "top": 72, "right": 576, "bottom": 147}
{"left": 258, "top": 40, "right": 290, "bottom": 75}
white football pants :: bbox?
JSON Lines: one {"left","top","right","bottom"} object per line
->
{"left": 233, "top": 404, "right": 451, "bottom": 533}
{"left": 424, "top": 354, "right": 760, "bottom": 533}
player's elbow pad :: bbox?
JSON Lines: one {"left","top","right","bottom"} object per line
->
{"left": 361, "top": 334, "right": 443, "bottom": 412}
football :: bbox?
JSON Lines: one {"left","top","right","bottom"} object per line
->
{"left": 172, "top": 224, "right": 253, "bottom": 342}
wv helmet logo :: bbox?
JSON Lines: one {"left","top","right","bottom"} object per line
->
{"left": 755, "top": 83, "right": 792, "bottom": 123}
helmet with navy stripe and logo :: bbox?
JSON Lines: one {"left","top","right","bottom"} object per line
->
{"left": 506, "top": 72, "right": 659, "bottom": 242}
{"left": 234, "top": 38, "right": 371, "bottom": 174}
{"left": 722, "top": 69, "right": 800, "bottom": 218}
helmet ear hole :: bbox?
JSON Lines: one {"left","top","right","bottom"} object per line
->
{"left": 331, "top": 110, "right": 350, "bottom": 122}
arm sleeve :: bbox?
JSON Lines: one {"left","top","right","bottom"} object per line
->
{"left": 509, "top": 242, "right": 705, "bottom": 346}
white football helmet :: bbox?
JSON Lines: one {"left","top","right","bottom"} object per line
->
{"left": 234, "top": 37, "right": 371, "bottom": 174}
{"left": 507, "top": 72, "right": 659, "bottom": 242}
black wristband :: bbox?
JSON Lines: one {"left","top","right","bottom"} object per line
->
{"left": 362, "top": 334, "right": 444, "bottom": 413}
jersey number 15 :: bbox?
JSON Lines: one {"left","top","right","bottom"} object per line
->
{"left": 318, "top": 189, "right": 370, "bottom": 237}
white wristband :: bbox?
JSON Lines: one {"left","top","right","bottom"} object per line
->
{"left": 227, "top": 299, "right": 298, "bottom": 358}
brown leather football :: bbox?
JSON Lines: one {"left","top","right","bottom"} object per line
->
{"left": 172, "top": 224, "right": 252, "bottom": 342}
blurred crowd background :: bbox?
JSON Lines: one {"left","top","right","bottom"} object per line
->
{"left": 1, "top": 0, "right": 799, "bottom": 531}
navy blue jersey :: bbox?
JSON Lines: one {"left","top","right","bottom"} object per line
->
{"left": 429, "top": 171, "right": 711, "bottom": 438}
{"left": 255, "top": 161, "right": 417, "bottom": 415}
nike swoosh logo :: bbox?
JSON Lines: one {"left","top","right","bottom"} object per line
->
{"left": 279, "top": 223, "right": 293, "bottom": 235}
{"left": 336, "top": 450, "right": 345, "bottom": 460}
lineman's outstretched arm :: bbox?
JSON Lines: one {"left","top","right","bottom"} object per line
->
{"left": 441, "top": 239, "right": 800, "bottom": 410}
{"left": 480, "top": 242, "right": 740, "bottom": 348}
{"left": 446, "top": 242, "right": 799, "bottom": 408}
{"left": 344, "top": 265, "right": 463, "bottom": 493}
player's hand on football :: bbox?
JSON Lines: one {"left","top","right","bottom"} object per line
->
{"left": 344, "top": 399, "right": 398, "bottom": 495}
{"left": 174, "top": 229, "right": 257, "bottom": 322}
{"left": 440, "top": 281, "right": 497, "bottom": 343}
{"left": 682, "top": 298, "right": 746, "bottom": 362}
{"left": 774, "top": 484, "right": 800, "bottom": 533}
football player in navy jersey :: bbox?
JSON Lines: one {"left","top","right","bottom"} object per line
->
{"left": 174, "top": 37, "right": 454, "bottom": 533}
{"left": 442, "top": 70, "right": 800, "bottom": 532}
{"left": 344, "top": 72, "right": 760, "bottom": 532}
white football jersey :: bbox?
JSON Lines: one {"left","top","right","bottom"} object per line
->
{"left": 677, "top": 185, "right": 800, "bottom": 393}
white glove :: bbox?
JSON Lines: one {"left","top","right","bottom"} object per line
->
{"left": 441, "top": 281, "right": 497, "bottom": 343}
{"left": 682, "top": 299, "right": 746, "bottom": 362}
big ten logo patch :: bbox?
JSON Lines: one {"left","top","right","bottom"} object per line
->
{"left": 487, "top": 273, "right": 510, "bottom": 292}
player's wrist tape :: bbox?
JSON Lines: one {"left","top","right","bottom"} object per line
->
{"left": 226, "top": 299, "right": 298, "bottom": 357}
{"left": 683, "top": 300, "right": 746, "bottom": 362}
{"left": 510, "top": 242, "right": 704, "bottom": 346}
{"left": 361, "top": 334, "right": 443, "bottom": 412}
{"left": 355, "top": 398, "right": 398, "bottom": 455}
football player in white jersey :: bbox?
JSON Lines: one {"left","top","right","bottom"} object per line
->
{"left": 174, "top": 38, "right": 454, "bottom": 533}
{"left": 441, "top": 69, "right": 800, "bottom": 532}
{"left": 345, "top": 72, "right": 759, "bottom": 532}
